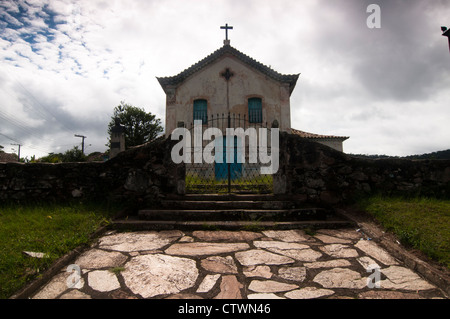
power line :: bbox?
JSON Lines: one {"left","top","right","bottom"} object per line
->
{"left": 0, "top": 79, "right": 60, "bottom": 127}
{"left": 0, "top": 108, "right": 75, "bottom": 151}
{"left": 0, "top": 132, "right": 22, "bottom": 144}
{"left": 0, "top": 109, "right": 51, "bottom": 140}
{"left": 2, "top": 63, "right": 76, "bottom": 135}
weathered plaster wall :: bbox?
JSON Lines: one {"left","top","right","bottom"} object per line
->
{"left": 165, "top": 55, "right": 291, "bottom": 136}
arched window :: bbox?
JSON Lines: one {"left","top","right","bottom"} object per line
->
{"left": 248, "top": 97, "right": 262, "bottom": 123}
{"left": 193, "top": 99, "right": 207, "bottom": 124}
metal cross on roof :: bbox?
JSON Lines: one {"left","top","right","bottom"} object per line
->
{"left": 442, "top": 26, "right": 450, "bottom": 53}
{"left": 220, "top": 23, "right": 233, "bottom": 41}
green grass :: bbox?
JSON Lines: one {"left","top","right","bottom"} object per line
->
{"left": 358, "top": 196, "right": 450, "bottom": 269}
{"left": 0, "top": 202, "right": 115, "bottom": 299}
{"left": 186, "top": 173, "right": 273, "bottom": 194}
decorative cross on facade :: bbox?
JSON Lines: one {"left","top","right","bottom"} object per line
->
{"left": 220, "top": 23, "right": 233, "bottom": 41}
{"left": 220, "top": 68, "right": 234, "bottom": 81}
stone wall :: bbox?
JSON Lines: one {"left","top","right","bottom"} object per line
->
{"left": 1, "top": 133, "right": 449, "bottom": 208}
{"left": 276, "top": 132, "right": 450, "bottom": 204}
{"left": 0, "top": 137, "right": 182, "bottom": 208}
{"left": 0, "top": 161, "right": 105, "bottom": 203}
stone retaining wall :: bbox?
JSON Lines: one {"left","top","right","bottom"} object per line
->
{"left": 0, "top": 134, "right": 449, "bottom": 206}
{"left": 0, "top": 137, "right": 182, "bottom": 207}
{"left": 276, "top": 132, "right": 450, "bottom": 203}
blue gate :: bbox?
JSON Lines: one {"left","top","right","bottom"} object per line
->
{"left": 215, "top": 136, "right": 242, "bottom": 180}
{"left": 185, "top": 113, "right": 273, "bottom": 194}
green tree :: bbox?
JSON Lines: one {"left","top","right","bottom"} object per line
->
{"left": 38, "top": 146, "right": 86, "bottom": 163}
{"left": 38, "top": 153, "right": 61, "bottom": 163}
{"left": 107, "top": 101, "right": 163, "bottom": 149}
{"left": 62, "top": 146, "right": 87, "bottom": 162}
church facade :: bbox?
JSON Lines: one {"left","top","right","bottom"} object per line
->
{"left": 157, "top": 35, "right": 348, "bottom": 152}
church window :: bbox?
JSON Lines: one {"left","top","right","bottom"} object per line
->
{"left": 248, "top": 98, "right": 262, "bottom": 123}
{"left": 193, "top": 99, "right": 208, "bottom": 124}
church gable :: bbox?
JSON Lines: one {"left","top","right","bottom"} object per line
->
{"left": 157, "top": 45, "right": 299, "bottom": 95}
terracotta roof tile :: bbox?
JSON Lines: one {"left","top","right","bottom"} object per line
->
{"left": 0, "top": 152, "right": 18, "bottom": 162}
{"left": 291, "top": 128, "right": 349, "bottom": 140}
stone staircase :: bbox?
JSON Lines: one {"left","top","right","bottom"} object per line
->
{"left": 113, "top": 194, "right": 355, "bottom": 231}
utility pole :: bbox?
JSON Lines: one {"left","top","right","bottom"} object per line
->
{"left": 74, "top": 134, "right": 87, "bottom": 154}
{"left": 11, "top": 143, "right": 21, "bottom": 162}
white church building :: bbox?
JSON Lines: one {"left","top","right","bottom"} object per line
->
{"left": 157, "top": 25, "right": 348, "bottom": 152}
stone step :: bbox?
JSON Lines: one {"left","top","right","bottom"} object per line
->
{"left": 138, "top": 208, "right": 328, "bottom": 222}
{"left": 113, "top": 217, "right": 356, "bottom": 231}
{"left": 164, "top": 193, "right": 288, "bottom": 202}
{"left": 159, "top": 200, "right": 296, "bottom": 210}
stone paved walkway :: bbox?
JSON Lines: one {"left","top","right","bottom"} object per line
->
{"left": 31, "top": 228, "right": 447, "bottom": 299}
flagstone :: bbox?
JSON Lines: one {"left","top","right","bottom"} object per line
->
{"left": 247, "top": 293, "right": 285, "bottom": 299}
{"left": 248, "top": 280, "right": 298, "bottom": 293}
{"left": 319, "top": 244, "right": 359, "bottom": 258}
{"left": 201, "top": 256, "right": 238, "bottom": 274}
{"left": 380, "top": 266, "right": 435, "bottom": 291}
{"left": 304, "top": 259, "right": 351, "bottom": 269}
{"left": 165, "top": 242, "right": 250, "bottom": 256}
{"left": 165, "top": 294, "right": 204, "bottom": 299}
{"left": 99, "top": 231, "right": 184, "bottom": 252}
{"left": 110, "top": 290, "right": 139, "bottom": 299}
{"left": 29, "top": 226, "right": 444, "bottom": 300}
{"left": 88, "top": 270, "right": 120, "bottom": 292}
{"left": 253, "top": 240, "right": 309, "bottom": 250}
{"left": 235, "top": 249, "right": 295, "bottom": 266}
{"left": 193, "top": 230, "right": 263, "bottom": 242}
{"left": 197, "top": 274, "right": 221, "bottom": 293}
{"left": 243, "top": 265, "right": 273, "bottom": 278}
{"left": 357, "top": 256, "right": 380, "bottom": 270}
{"left": 268, "top": 248, "right": 322, "bottom": 262}
{"left": 314, "top": 234, "right": 352, "bottom": 244}
{"left": 59, "top": 290, "right": 92, "bottom": 299}
{"left": 278, "top": 267, "right": 306, "bottom": 282}
{"left": 178, "top": 236, "right": 194, "bottom": 242}
{"left": 33, "top": 272, "right": 83, "bottom": 299}
{"left": 317, "top": 229, "right": 362, "bottom": 241}
{"left": 262, "top": 230, "right": 314, "bottom": 242}
{"left": 285, "top": 287, "right": 335, "bottom": 299}
{"left": 121, "top": 254, "right": 198, "bottom": 298}
{"left": 214, "top": 275, "right": 243, "bottom": 299}
{"left": 313, "top": 268, "right": 367, "bottom": 289}
{"left": 74, "top": 249, "right": 127, "bottom": 269}
{"left": 354, "top": 240, "right": 398, "bottom": 265}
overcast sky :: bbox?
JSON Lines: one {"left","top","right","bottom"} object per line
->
{"left": 1, "top": 0, "right": 449, "bottom": 159}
